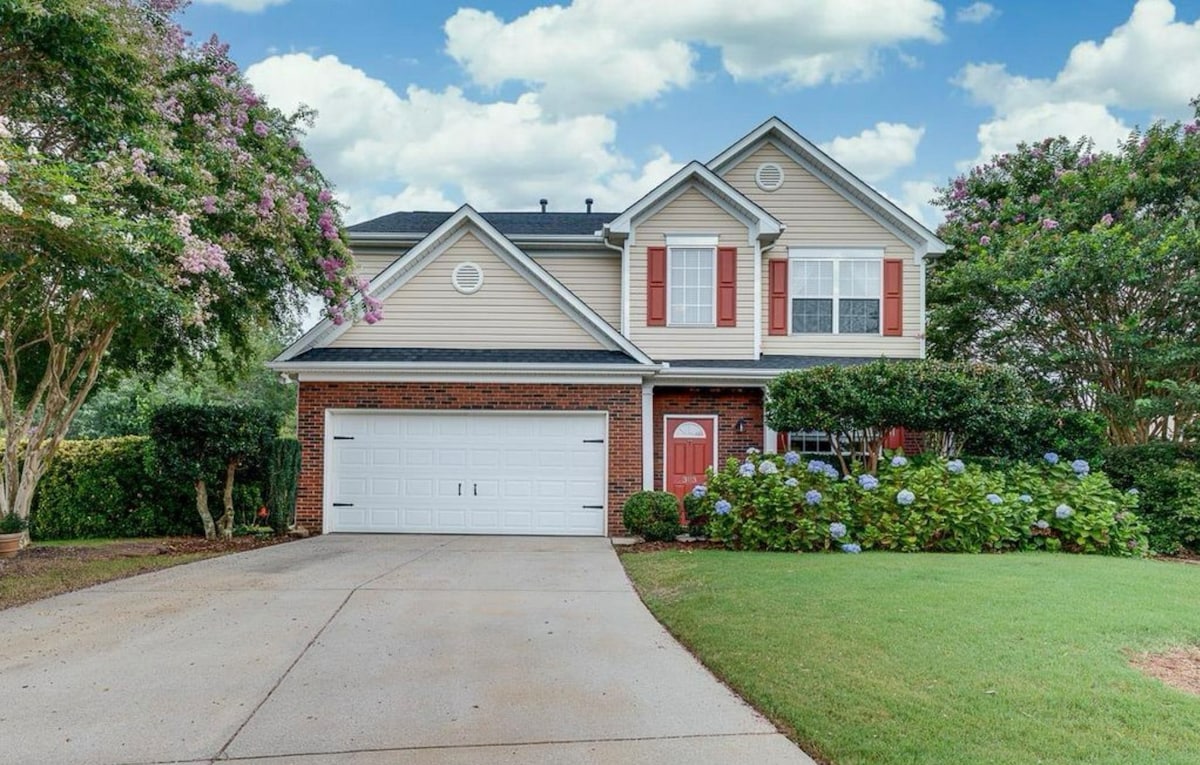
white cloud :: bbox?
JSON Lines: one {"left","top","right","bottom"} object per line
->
{"left": 1055, "top": 0, "right": 1200, "bottom": 112}
{"left": 245, "top": 54, "right": 680, "bottom": 224}
{"left": 819, "top": 122, "right": 925, "bottom": 182}
{"left": 890, "top": 180, "right": 944, "bottom": 231}
{"left": 445, "top": 0, "right": 945, "bottom": 114}
{"left": 955, "top": 2, "right": 997, "bottom": 24}
{"left": 953, "top": 0, "right": 1200, "bottom": 167}
{"left": 193, "top": 0, "right": 289, "bottom": 12}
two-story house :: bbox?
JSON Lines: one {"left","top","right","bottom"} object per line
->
{"left": 271, "top": 117, "right": 947, "bottom": 537}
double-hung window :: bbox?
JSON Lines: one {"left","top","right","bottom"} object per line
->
{"left": 668, "top": 245, "right": 716, "bottom": 326}
{"left": 789, "top": 249, "right": 883, "bottom": 335}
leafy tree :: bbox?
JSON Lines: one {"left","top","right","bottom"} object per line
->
{"left": 767, "top": 360, "right": 1040, "bottom": 468}
{"left": 68, "top": 328, "right": 298, "bottom": 439}
{"left": 150, "top": 403, "right": 278, "bottom": 539}
{"left": 0, "top": 1, "right": 381, "bottom": 522}
{"left": 930, "top": 99, "right": 1200, "bottom": 445}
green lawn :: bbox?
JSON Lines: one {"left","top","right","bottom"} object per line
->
{"left": 621, "top": 551, "right": 1200, "bottom": 765}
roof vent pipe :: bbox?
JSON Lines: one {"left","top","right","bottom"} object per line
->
{"left": 539, "top": 198, "right": 548, "bottom": 213}
{"left": 585, "top": 198, "right": 594, "bottom": 213}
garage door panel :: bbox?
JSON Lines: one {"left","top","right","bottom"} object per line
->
{"left": 328, "top": 412, "right": 606, "bottom": 536}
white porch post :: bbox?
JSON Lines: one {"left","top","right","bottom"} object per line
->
{"left": 642, "top": 383, "right": 655, "bottom": 490}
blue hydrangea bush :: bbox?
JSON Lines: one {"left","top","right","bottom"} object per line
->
{"left": 694, "top": 450, "right": 1147, "bottom": 555}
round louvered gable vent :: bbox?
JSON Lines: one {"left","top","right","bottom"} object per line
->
{"left": 755, "top": 162, "right": 785, "bottom": 191}
{"left": 451, "top": 261, "right": 484, "bottom": 294}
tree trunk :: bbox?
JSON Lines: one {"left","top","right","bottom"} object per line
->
{"left": 218, "top": 459, "right": 238, "bottom": 540}
{"left": 195, "top": 479, "right": 216, "bottom": 540}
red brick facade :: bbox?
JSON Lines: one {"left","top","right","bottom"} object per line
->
{"left": 296, "top": 381, "right": 642, "bottom": 535}
{"left": 652, "top": 386, "right": 764, "bottom": 491}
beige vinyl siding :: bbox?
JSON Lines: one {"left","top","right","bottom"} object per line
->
{"left": 629, "top": 186, "right": 755, "bottom": 360}
{"left": 723, "top": 142, "right": 923, "bottom": 358}
{"left": 535, "top": 255, "right": 621, "bottom": 328}
{"left": 351, "top": 250, "right": 405, "bottom": 281}
{"left": 331, "top": 231, "right": 605, "bottom": 350}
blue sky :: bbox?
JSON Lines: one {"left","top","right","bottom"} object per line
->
{"left": 183, "top": 0, "right": 1200, "bottom": 227}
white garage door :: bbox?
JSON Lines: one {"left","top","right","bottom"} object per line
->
{"left": 326, "top": 411, "right": 608, "bottom": 536}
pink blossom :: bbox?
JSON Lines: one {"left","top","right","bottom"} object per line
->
{"left": 295, "top": 157, "right": 312, "bottom": 171}
{"left": 201, "top": 196, "right": 218, "bottom": 214}
{"left": 290, "top": 193, "right": 309, "bottom": 221}
{"left": 968, "top": 222, "right": 981, "bottom": 232}
{"left": 257, "top": 190, "right": 275, "bottom": 217}
{"left": 979, "top": 235, "right": 991, "bottom": 246}
{"left": 1100, "top": 213, "right": 1114, "bottom": 227}
{"left": 317, "top": 209, "right": 339, "bottom": 240}
{"left": 253, "top": 120, "right": 269, "bottom": 137}
{"left": 1028, "top": 194, "right": 1041, "bottom": 205}
{"left": 990, "top": 219, "right": 1000, "bottom": 230}
{"left": 1041, "top": 219, "right": 1059, "bottom": 230}
{"left": 318, "top": 189, "right": 334, "bottom": 204}
{"left": 1185, "top": 121, "right": 1200, "bottom": 136}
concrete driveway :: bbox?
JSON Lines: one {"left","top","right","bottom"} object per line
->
{"left": 0, "top": 535, "right": 815, "bottom": 764}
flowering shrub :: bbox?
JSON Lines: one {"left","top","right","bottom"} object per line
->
{"left": 695, "top": 452, "right": 1147, "bottom": 555}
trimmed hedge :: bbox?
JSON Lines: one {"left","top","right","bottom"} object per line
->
{"left": 29, "top": 436, "right": 295, "bottom": 540}
{"left": 1101, "top": 442, "right": 1200, "bottom": 554}
{"left": 623, "top": 491, "right": 682, "bottom": 541}
{"left": 31, "top": 437, "right": 197, "bottom": 539}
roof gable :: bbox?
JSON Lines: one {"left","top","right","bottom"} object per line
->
{"left": 708, "top": 117, "right": 948, "bottom": 257}
{"left": 604, "top": 161, "right": 783, "bottom": 242}
{"left": 277, "top": 205, "right": 654, "bottom": 364}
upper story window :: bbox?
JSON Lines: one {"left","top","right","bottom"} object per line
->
{"left": 789, "top": 249, "right": 883, "bottom": 335}
{"left": 647, "top": 235, "right": 737, "bottom": 329}
{"left": 668, "top": 246, "right": 715, "bottom": 326}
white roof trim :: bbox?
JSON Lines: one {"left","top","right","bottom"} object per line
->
{"left": 277, "top": 204, "right": 655, "bottom": 364}
{"left": 604, "top": 161, "right": 783, "bottom": 240}
{"left": 708, "top": 117, "right": 948, "bottom": 257}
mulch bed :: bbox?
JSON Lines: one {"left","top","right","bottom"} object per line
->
{"left": 617, "top": 539, "right": 727, "bottom": 554}
{"left": 0, "top": 534, "right": 293, "bottom": 574}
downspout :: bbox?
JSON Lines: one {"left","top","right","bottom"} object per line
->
{"left": 602, "top": 231, "right": 629, "bottom": 338}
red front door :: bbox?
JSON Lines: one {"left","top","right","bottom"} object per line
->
{"left": 665, "top": 416, "right": 716, "bottom": 501}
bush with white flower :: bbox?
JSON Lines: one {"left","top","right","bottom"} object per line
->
{"left": 691, "top": 450, "right": 1146, "bottom": 555}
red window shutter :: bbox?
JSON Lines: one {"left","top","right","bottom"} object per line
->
{"left": 647, "top": 246, "right": 667, "bottom": 326}
{"left": 882, "top": 258, "right": 904, "bottom": 336}
{"left": 768, "top": 259, "right": 789, "bottom": 335}
{"left": 716, "top": 246, "right": 737, "bottom": 327}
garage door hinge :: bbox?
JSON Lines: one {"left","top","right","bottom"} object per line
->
{"left": 582, "top": 438, "right": 604, "bottom": 444}
{"left": 582, "top": 505, "right": 603, "bottom": 509}
{"left": 333, "top": 436, "right": 355, "bottom": 440}
{"left": 332, "top": 502, "right": 354, "bottom": 507}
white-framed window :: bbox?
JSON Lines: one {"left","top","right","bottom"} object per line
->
{"left": 786, "top": 430, "right": 866, "bottom": 456}
{"left": 789, "top": 249, "right": 883, "bottom": 335}
{"left": 668, "top": 246, "right": 715, "bottom": 326}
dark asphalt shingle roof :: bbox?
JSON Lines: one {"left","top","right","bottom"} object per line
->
{"left": 347, "top": 211, "right": 620, "bottom": 236}
{"left": 291, "top": 347, "right": 640, "bottom": 365}
{"left": 665, "top": 355, "right": 887, "bottom": 369}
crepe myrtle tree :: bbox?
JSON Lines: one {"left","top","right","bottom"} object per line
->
{"left": 0, "top": 0, "right": 383, "bottom": 526}
{"left": 150, "top": 403, "right": 277, "bottom": 539}
{"left": 930, "top": 98, "right": 1200, "bottom": 444}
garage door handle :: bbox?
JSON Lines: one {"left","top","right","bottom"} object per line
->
{"left": 582, "top": 505, "right": 603, "bottom": 509}
{"left": 332, "top": 502, "right": 353, "bottom": 507}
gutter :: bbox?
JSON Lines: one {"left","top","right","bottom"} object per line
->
{"left": 268, "top": 360, "right": 663, "bottom": 376}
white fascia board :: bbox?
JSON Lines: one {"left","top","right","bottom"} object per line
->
{"left": 707, "top": 118, "right": 948, "bottom": 257}
{"left": 604, "top": 161, "right": 782, "bottom": 240}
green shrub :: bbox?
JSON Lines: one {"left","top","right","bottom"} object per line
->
{"left": 1101, "top": 442, "right": 1200, "bottom": 553}
{"left": 265, "top": 438, "right": 301, "bottom": 533}
{"left": 694, "top": 449, "right": 1147, "bottom": 556}
{"left": 623, "top": 491, "right": 682, "bottom": 541}
{"left": 30, "top": 437, "right": 198, "bottom": 539}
